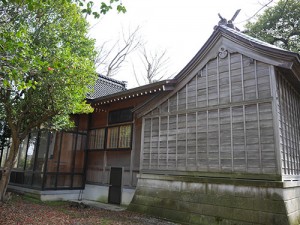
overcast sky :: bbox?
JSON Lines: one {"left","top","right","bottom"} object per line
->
{"left": 88, "top": 0, "right": 277, "bottom": 88}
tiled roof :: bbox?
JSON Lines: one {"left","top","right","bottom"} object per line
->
{"left": 175, "top": 24, "right": 300, "bottom": 81}
{"left": 219, "top": 25, "right": 289, "bottom": 52}
{"left": 87, "top": 74, "right": 127, "bottom": 99}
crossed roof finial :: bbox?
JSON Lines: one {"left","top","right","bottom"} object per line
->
{"left": 216, "top": 9, "right": 241, "bottom": 31}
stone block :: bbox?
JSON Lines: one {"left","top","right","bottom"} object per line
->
{"left": 215, "top": 195, "right": 234, "bottom": 208}
{"left": 160, "top": 207, "right": 191, "bottom": 224}
{"left": 129, "top": 177, "right": 300, "bottom": 225}
{"left": 262, "top": 187, "right": 283, "bottom": 200}
{"left": 233, "top": 208, "right": 260, "bottom": 224}
{"left": 216, "top": 205, "right": 236, "bottom": 220}
{"left": 188, "top": 213, "right": 219, "bottom": 225}
{"left": 218, "top": 184, "right": 235, "bottom": 196}
{"left": 176, "top": 201, "right": 203, "bottom": 214}
{"left": 185, "top": 182, "right": 207, "bottom": 194}
{"left": 285, "top": 198, "right": 299, "bottom": 214}
{"left": 251, "top": 197, "right": 285, "bottom": 214}
{"left": 259, "top": 211, "right": 289, "bottom": 225}
{"left": 283, "top": 188, "right": 297, "bottom": 201}
{"left": 234, "top": 186, "right": 259, "bottom": 198}
{"left": 202, "top": 204, "right": 220, "bottom": 217}
{"left": 287, "top": 211, "right": 300, "bottom": 225}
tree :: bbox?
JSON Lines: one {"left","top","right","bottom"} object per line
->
{"left": 0, "top": 0, "right": 97, "bottom": 201}
{"left": 0, "top": 0, "right": 126, "bottom": 18}
{"left": 245, "top": 0, "right": 300, "bottom": 53}
{"left": 95, "top": 26, "right": 142, "bottom": 77}
{"left": 133, "top": 48, "right": 172, "bottom": 85}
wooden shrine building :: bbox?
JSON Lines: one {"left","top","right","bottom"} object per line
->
{"left": 128, "top": 25, "right": 300, "bottom": 225}
{"left": 1, "top": 23, "right": 300, "bottom": 225}
{"left": 0, "top": 74, "right": 174, "bottom": 204}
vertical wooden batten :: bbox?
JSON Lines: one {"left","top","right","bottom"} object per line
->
{"left": 270, "top": 66, "right": 282, "bottom": 177}
{"left": 129, "top": 119, "right": 135, "bottom": 186}
{"left": 158, "top": 116, "right": 161, "bottom": 168}
{"left": 149, "top": 118, "right": 152, "bottom": 169}
{"left": 140, "top": 117, "right": 145, "bottom": 171}
{"left": 175, "top": 114, "right": 178, "bottom": 169}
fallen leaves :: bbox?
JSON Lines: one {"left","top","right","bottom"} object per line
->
{"left": 0, "top": 194, "right": 177, "bottom": 225}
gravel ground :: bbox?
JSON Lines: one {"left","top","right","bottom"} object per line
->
{"left": 0, "top": 194, "right": 179, "bottom": 225}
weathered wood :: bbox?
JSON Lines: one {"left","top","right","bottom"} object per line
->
{"left": 276, "top": 72, "right": 300, "bottom": 177}
{"left": 141, "top": 53, "right": 286, "bottom": 176}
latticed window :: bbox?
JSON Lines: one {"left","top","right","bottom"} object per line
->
{"left": 108, "top": 108, "right": 133, "bottom": 124}
{"left": 88, "top": 128, "right": 105, "bottom": 150}
{"left": 107, "top": 125, "right": 132, "bottom": 149}
{"left": 118, "top": 125, "right": 132, "bottom": 148}
{"left": 107, "top": 127, "right": 119, "bottom": 149}
{"left": 88, "top": 108, "right": 133, "bottom": 150}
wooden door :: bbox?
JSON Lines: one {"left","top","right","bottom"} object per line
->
{"left": 108, "top": 167, "right": 122, "bottom": 205}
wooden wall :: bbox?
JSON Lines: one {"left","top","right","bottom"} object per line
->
{"left": 276, "top": 72, "right": 300, "bottom": 180}
{"left": 142, "top": 53, "right": 279, "bottom": 177}
{"left": 86, "top": 95, "right": 149, "bottom": 187}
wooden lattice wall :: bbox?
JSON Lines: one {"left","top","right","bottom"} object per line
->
{"left": 276, "top": 73, "right": 300, "bottom": 179}
{"left": 142, "top": 53, "right": 279, "bottom": 176}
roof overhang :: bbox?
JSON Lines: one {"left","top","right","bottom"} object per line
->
{"left": 89, "top": 79, "right": 175, "bottom": 108}
{"left": 136, "top": 25, "right": 300, "bottom": 117}
{"left": 174, "top": 25, "right": 300, "bottom": 82}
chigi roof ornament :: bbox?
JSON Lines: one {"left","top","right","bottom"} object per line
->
{"left": 215, "top": 9, "right": 241, "bottom": 31}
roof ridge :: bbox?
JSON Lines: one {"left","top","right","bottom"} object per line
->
{"left": 97, "top": 74, "right": 127, "bottom": 87}
{"left": 218, "top": 25, "right": 289, "bottom": 52}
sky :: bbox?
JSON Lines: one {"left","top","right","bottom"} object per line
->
{"left": 88, "top": 0, "right": 276, "bottom": 88}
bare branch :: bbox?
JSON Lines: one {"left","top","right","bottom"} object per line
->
{"left": 95, "top": 26, "right": 143, "bottom": 77}
{"left": 235, "top": 0, "right": 274, "bottom": 24}
{"left": 133, "top": 47, "right": 171, "bottom": 85}
{"left": 132, "top": 63, "right": 141, "bottom": 86}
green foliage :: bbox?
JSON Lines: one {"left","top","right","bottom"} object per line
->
{"left": 245, "top": 0, "right": 300, "bottom": 53}
{"left": 76, "top": 0, "right": 126, "bottom": 18}
{"left": 0, "top": 0, "right": 97, "bottom": 136}
{"left": 0, "top": 0, "right": 126, "bottom": 19}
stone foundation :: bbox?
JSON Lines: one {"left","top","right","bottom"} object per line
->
{"left": 128, "top": 174, "right": 300, "bottom": 225}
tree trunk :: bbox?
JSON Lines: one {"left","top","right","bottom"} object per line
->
{"left": 0, "top": 137, "right": 20, "bottom": 202}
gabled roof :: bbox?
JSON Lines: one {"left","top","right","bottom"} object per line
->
{"left": 174, "top": 25, "right": 300, "bottom": 83}
{"left": 87, "top": 74, "right": 127, "bottom": 99}
{"left": 135, "top": 25, "right": 300, "bottom": 117}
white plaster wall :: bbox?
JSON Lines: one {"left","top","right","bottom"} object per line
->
{"left": 83, "top": 184, "right": 135, "bottom": 205}
{"left": 9, "top": 184, "right": 136, "bottom": 205}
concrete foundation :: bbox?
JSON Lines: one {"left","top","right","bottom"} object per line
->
{"left": 83, "top": 184, "right": 135, "bottom": 205}
{"left": 9, "top": 185, "right": 83, "bottom": 201}
{"left": 8, "top": 184, "right": 136, "bottom": 206}
{"left": 128, "top": 174, "right": 300, "bottom": 225}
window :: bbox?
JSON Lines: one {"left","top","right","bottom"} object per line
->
{"left": 17, "top": 136, "right": 28, "bottom": 169}
{"left": 88, "top": 128, "right": 105, "bottom": 150}
{"left": 107, "top": 125, "right": 132, "bottom": 149}
{"left": 35, "top": 131, "right": 48, "bottom": 172}
{"left": 107, "top": 127, "right": 118, "bottom": 148}
{"left": 88, "top": 108, "right": 133, "bottom": 151}
{"left": 107, "top": 108, "right": 133, "bottom": 149}
{"left": 25, "top": 132, "right": 38, "bottom": 170}
{"left": 118, "top": 125, "right": 132, "bottom": 148}
{"left": 108, "top": 108, "right": 133, "bottom": 124}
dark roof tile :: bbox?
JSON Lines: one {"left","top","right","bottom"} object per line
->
{"left": 87, "top": 74, "right": 127, "bottom": 99}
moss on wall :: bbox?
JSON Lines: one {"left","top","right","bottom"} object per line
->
{"left": 128, "top": 176, "right": 296, "bottom": 225}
